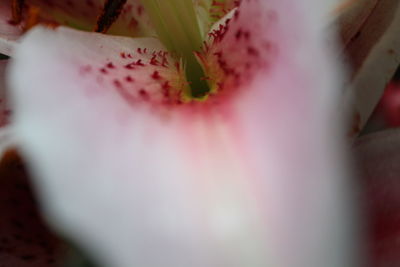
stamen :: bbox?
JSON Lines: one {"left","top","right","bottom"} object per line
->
{"left": 11, "top": 0, "right": 24, "bottom": 24}
{"left": 142, "top": 0, "right": 210, "bottom": 98}
{"left": 94, "top": 0, "right": 127, "bottom": 33}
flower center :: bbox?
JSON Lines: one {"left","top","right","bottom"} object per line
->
{"left": 141, "top": 0, "right": 211, "bottom": 99}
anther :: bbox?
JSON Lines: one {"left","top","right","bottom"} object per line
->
{"left": 94, "top": 0, "right": 127, "bottom": 33}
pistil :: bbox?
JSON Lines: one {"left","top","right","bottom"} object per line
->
{"left": 142, "top": 0, "right": 210, "bottom": 99}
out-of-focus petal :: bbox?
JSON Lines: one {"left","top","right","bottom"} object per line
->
{"left": 354, "top": 128, "right": 400, "bottom": 266}
{"left": 9, "top": 1, "right": 355, "bottom": 267}
{"left": 343, "top": 0, "right": 400, "bottom": 136}
{"left": 336, "top": 0, "right": 378, "bottom": 46}
{"left": 0, "top": 150, "right": 67, "bottom": 267}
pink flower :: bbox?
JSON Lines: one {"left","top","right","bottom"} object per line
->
{"left": 5, "top": 0, "right": 395, "bottom": 266}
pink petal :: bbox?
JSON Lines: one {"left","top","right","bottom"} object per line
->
{"left": 354, "top": 128, "right": 400, "bottom": 266}
{"left": 9, "top": 1, "right": 355, "bottom": 267}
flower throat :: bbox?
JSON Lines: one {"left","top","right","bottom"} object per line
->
{"left": 10, "top": 0, "right": 211, "bottom": 99}
{"left": 96, "top": 0, "right": 211, "bottom": 99}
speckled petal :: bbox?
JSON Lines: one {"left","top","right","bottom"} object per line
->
{"left": 344, "top": 0, "right": 400, "bottom": 137}
{"left": 9, "top": 1, "right": 355, "bottom": 267}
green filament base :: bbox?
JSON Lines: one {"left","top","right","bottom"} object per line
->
{"left": 141, "top": 0, "right": 210, "bottom": 99}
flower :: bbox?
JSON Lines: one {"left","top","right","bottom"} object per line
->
{"left": 4, "top": 0, "right": 358, "bottom": 266}
{"left": 1, "top": 0, "right": 400, "bottom": 266}
{"left": 4, "top": 0, "right": 352, "bottom": 266}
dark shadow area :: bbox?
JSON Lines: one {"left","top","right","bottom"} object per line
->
{"left": 0, "top": 149, "right": 67, "bottom": 267}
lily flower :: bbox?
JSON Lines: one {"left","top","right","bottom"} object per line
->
{"left": 4, "top": 0, "right": 358, "bottom": 266}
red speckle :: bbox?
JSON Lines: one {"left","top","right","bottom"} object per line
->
{"left": 100, "top": 68, "right": 108, "bottom": 74}
{"left": 125, "top": 63, "right": 135, "bottom": 69}
{"left": 125, "top": 76, "right": 134, "bottom": 82}
{"left": 151, "top": 71, "right": 161, "bottom": 80}
{"left": 247, "top": 46, "right": 259, "bottom": 56}
{"left": 106, "top": 62, "right": 115, "bottom": 69}
{"left": 162, "top": 81, "right": 171, "bottom": 90}
{"left": 120, "top": 52, "right": 126, "bottom": 58}
{"left": 135, "top": 59, "right": 145, "bottom": 66}
{"left": 162, "top": 81, "right": 171, "bottom": 99}
{"left": 150, "top": 55, "right": 159, "bottom": 66}
{"left": 235, "top": 29, "right": 242, "bottom": 40}
{"left": 139, "top": 89, "right": 150, "bottom": 101}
